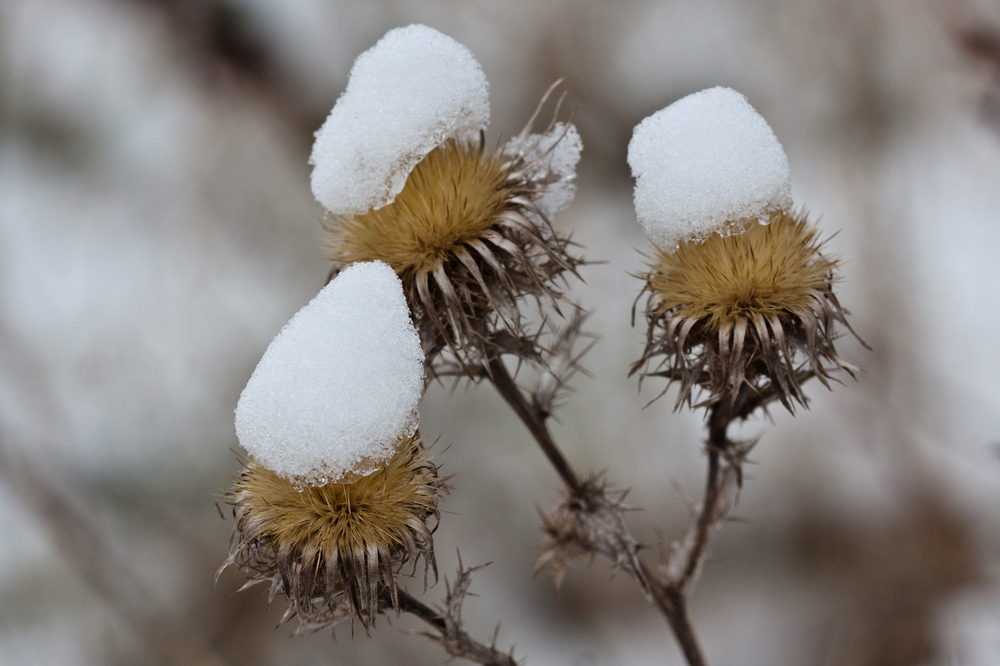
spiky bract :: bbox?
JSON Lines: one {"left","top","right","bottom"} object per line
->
{"left": 219, "top": 433, "right": 445, "bottom": 631}
{"left": 633, "top": 210, "right": 860, "bottom": 412}
{"left": 325, "top": 134, "right": 582, "bottom": 371}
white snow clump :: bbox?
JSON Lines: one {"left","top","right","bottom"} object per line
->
{"left": 504, "top": 122, "right": 583, "bottom": 219}
{"left": 627, "top": 86, "right": 792, "bottom": 251}
{"left": 309, "top": 24, "right": 490, "bottom": 215}
{"left": 235, "top": 261, "right": 424, "bottom": 485}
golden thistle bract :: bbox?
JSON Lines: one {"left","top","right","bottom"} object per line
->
{"left": 219, "top": 433, "right": 445, "bottom": 631}
{"left": 634, "top": 210, "right": 861, "bottom": 412}
{"left": 324, "top": 134, "right": 582, "bottom": 368}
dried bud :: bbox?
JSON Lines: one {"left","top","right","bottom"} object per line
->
{"left": 219, "top": 433, "right": 446, "bottom": 631}
{"left": 536, "top": 476, "right": 644, "bottom": 592}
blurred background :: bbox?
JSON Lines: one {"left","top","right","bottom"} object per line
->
{"left": 2, "top": 0, "right": 1000, "bottom": 664}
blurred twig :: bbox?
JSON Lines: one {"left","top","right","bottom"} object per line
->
{"left": 955, "top": 24, "right": 1000, "bottom": 133}
{"left": 0, "top": 443, "right": 230, "bottom": 666}
{"left": 123, "top": 0, "right": 326, "bottom": 142}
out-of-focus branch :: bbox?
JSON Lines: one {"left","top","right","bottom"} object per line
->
{"left": 121, "top": 0, "right": 326, "bottom": 141}
{"left": 954, "top": 24, "right": 1000, "bottom": 133}
{"left": 0, "top": 444, "right": 229, "bottom": 666}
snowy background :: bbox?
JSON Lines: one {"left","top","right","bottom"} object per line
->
{"left": 2, "top": 0, "right": 1000, "bottom": 664}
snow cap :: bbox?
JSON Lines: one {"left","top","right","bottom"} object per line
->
{"left": 235, "top": 261, "right": 424, "bottom": 485}
{"left": 310, "top": 24, "right": 490, "bottom": 215}
{"left": 628, "top": 86, "right": 792, "bottom": 251}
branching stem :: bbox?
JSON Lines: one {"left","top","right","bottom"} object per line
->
{"left": 486, "top": 356, "right": 740, "bottom": 666}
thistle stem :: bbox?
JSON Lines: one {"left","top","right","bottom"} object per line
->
{"left": 396, "top": 589, "right": 447, "bottom": 632}
{"left": 677, "top": 403, "right": 730, "bottom": 590}
{"left": 644, "top": 578, "right": 707, "bottom": 666}
{"left": 486, "top": 356, "right": 583, "bottom": 494}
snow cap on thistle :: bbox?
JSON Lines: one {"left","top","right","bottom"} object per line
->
{"left": 312, "top": 25, "right": 584, "bottom": 371}
{"left": 310, "top": 24, "right": 490, "bottom": 215}
{"left": 628, "top": 88, "right": 862, "bottom": 413}
{"left": 235, "top": 260, "right": 424, "bottom": 485}
{"left": 628, "top": 86, "right": 792, "bottom": 251}
{"left": 226, "top": 262, "right": 441, "bottom": 629}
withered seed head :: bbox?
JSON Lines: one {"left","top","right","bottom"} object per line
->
{"left": 324, "top": 130, "right": 583, "bottom": 373}
{"left": 535, "top": 475, "right": 642, "bottom": 591}
{"left": 218, "top": 432, "right": 446, "bottom": 631}
{"left": 633, "top": 210, "right": 864, "bottom": 413}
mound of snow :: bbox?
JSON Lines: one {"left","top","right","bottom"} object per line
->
{"left": 310, "top": 24, "right": 490, "bottom": 216}
{"left": 628, "top": 87, "right": 791, "bottom": 250}
{"left": 235, "top": 261, "right": 424, "bottom": 484}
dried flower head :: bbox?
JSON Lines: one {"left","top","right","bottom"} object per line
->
{"left": 219, "top": 433, "right": 446, "bottom": 631}
{"left": 307, "top": 25, "right": 582, "bottom": 373}
{"left": 326, "top": 122, "right": 583, "bottom": 369}
{"left": 633, "top": 209, "right": 861, "bottom": 411}
{"left": 628, "top": 87, "right": 864, "bottom": 412}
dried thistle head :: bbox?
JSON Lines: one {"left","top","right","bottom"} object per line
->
{"left": 325, "top": 121, "right": 584, "bottom": 372}
{"left": 219, "top": 433, "right": 446, "bottom": 631}
{"left": 628, "top": 87, "right": 865, "bottom": 413}
{"left": 310, "top": 26, "right": 585, "bottom": 375}
{"left": 633, "top": 209, "right": 861, "bottom": 412}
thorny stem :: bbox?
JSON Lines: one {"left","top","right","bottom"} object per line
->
{"left": 395, "top": 589, "right": 446, "bottom": 632}
{"left": 393, "top": 589, "right": 518, "bottom": 666}
{"left": 487, "top": 356, "right": 583, "bottom": 495}
{"left": 677, "top": 403, "right": 730, "bottom": 590}
{"left": 683, "top": 448, "right": 720, "bottom": 586}
{"left": 486, "top": 355, "right": 728, "bottom": 666}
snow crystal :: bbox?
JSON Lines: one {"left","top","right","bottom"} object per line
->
{"left": 310, "top": 24, "right": 490, "bottom": 215}
{"left": 627, "top": 87, "right": 792, "bottom": 251}
{"left": 234, "top": 261, "right": 424, "bottom": 485}
{"left": 504, "top": 122, "right": 582, "bottom": 219}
